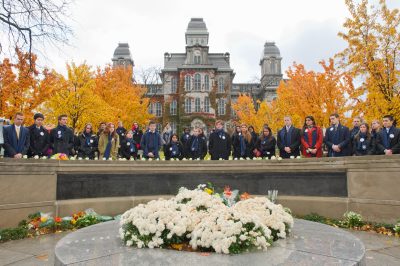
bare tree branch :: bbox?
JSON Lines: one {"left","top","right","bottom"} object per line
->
{"left": 0, "top": 0, "right": 73, "bottom": 71}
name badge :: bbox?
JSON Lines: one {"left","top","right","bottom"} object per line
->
{"left": 267, "top": 152, "right": 270, "bottom": 155}
{"left": 169, "top": 147, "right": 173, "bottom": 151}
{"left": 127, "top": 142, "right": 130, "bottom": 146}
{"left": 330, "top": 128, "right": 334, "bottom": 131}
{"left": 40, "top": 132, "right": 44, "bottom": 136}
{"left": 58, "top": 131, "right": 61, "bottom": 134}
{"left": 305, "top": 129, "right": 308, "bottom": 133}
{"left": 90, "top": 139, "right": 93, "bottom": 143}
{"left": 121, "top": 133, "right": 125, "bottom": 136}
{"left": 362, "top": 145, "right": 367, "bottom": 150}
{"left": 360, "top": 138, "right": 365, "bottom": 142}
{"left": 222, "top": 136, "right": 226, "bottom": 140}
{"left": 390, "top": 134, "right": 395, "bottom": 139}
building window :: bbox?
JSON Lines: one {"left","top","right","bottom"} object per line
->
{"left": 148, "top": 103, "right": 153, "bottom": 114}
{"left": 240, "top": 86, "right": 246, "bottom": 93}
{"left": 218, "top": 77, "right": 224, "bottom": 93}
{"left": 194, "top": 73, "right": 201, "bottom": 91}
{"left": 170, "top": 100, "right": 177, "bottom": 115}
{"left": 204, "top": 75, "right": 209, "bottom": 91}
{"left": 204, "top": 97, "right": 210, "bottom": 113}
{"left": 155, "top": 102, "right": 162, "bottom": 117}
{"left": 171, "top": 77, "right": 177, "bottom": 93}
{"left": 185, "top": 98, "right": 192, "bottom": 113}
{"left": 185, "top": 75, "right": 191, "bottom": 91}
{"left": 218, "top": 98, "right": 226, "bottom": 115}
{"left": 195, "top": 98, "right": 201, "bottom": 112}
{"left": 194, "top": 55, "right": 201, "bottom": 64}
{"left": 170, "top": 122, "right": 177, "bottom": 134}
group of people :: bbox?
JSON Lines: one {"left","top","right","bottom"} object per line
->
{"left": 0, "top": 112, "right": 399, "bottom": 161}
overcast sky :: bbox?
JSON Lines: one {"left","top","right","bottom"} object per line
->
{"left": 40, "top": 0, "right": 399, "bottom": 82}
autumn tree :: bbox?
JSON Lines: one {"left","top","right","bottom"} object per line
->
{"left": 0, "top": 49, "right": 56, "bottom": 124}
{"left": 232, "top": 95, "right": 271, "bottom": 133}
{"left": 43, "top": 62, "right": 114, "bottom": 132}
{"left": 273, "top": 59, "right": 353, "bottom": 129}
{"left": 338, "top": 0, "right": 400, "bottom": 122}
{"left": 94, "top": 65, "right": 153, "bottom": 129}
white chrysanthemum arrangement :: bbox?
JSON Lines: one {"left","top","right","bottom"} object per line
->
{"left": 120, "top": 187, "right": 293, "bottom": 254}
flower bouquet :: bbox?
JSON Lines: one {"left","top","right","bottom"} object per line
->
{"left": 51, "top": 153, "right": 69, "bottom": 160}
{"left": 120, "top": 185, "right": 293, "bottom": 254}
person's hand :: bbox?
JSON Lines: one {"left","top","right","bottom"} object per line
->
{"left": 14, "top": 153, "right": 22, "bottom": 159}
{"left": 284, "top": 147, "right": 291, "bottom": 153}
{"left": 311, "top": 149, "right": 317, "bottom": 154}
{"left": 147, "top": 152, "right": 154, "bottom": 158}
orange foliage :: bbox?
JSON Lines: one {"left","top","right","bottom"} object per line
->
{"left": 0, "top": 49, "right": 56, "bottom": 124}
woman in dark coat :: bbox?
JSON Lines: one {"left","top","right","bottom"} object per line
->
{"left": 255, "top": 126, "right": 276, "bottom": 159}
{"left": 187, "top": 128, "right": 207, "bottom": 160}
{"left": 353, "top": 123, "right": 374, "bottom": 156}
{"left": 76, "top": 123, "right": 98, "bottom": 159}
{"left": 119, "top": 130, "right": 137, "bottom": 160}
{"left": 164, "top": 133, "right": 184, "bottom": 160}
{"left": 232, "top": 124, "right": 255, "bottom": 159}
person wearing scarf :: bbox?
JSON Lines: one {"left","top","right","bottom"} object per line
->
{"left": 188, "top": 128, "right": 207, "bottom": 160}
{"left": 232, "top": 124, "right": 254, "bottom": 159}
{"left": 231, "top": 125, "right": 241, "bottom": 158}
{"left": 131, "top": 122, "right": 143, "bottom": 159}
{"left": 255, "top": 126, "right": 276, "bottom": 159}
{"left": 164, "top": 134, "right": 184, "bottom": 160}
{"left": 120, "top": 130, "right": 137, "bottom": 160}
{"left": 140, "top": 121, "right": 163, "bottom": 159}
{"left": 376, "top": 115, "right": 400, "bottom": 155}
{"left": 352, "top": 123, "right": 374, "bottom": 156}
{"left": 277, "top": 116, "right": 301, "bottom": 159}
{"left": 300, "top": 116, "right": 323, "bottom": 158}
{"left": 208, "top": 120, "right": 232, "bottom": 160}
{"left": 180, "top": 127, "right": 191, "bottom": 159}
{"left": 50, "top": 114, "right": 74, "bottom": 156}
{"left": 76, "top": 123, "right": 98, "bottom": 159}
{"left": 98, "top": 122, "right": 119, "bottom": 160}
{"left": 28, "top": 113, "right": 50, "bottom": 157}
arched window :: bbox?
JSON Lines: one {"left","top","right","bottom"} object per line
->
{"left": 185, "top": 75, "right": 191, "bottom": 91}
{"left": 195, "top": 98, "right": 201, "bottom": 112}
{"left": 171, "top": 77, "right": 177, "bottom": 93}
{"left": 155, "top": 102, "right": 162, "bottom": 117}
{"left": 204, "top": 75, "right": 210, "bottom": 91}
{"left": 194, "top": 55, "right": 201, "bottom": 64}
{"left": 194, "top": 73, "right": 201, "bottom": 91}
{"left": 170, "top": 100, "right": 177, "bottom": 115}
{"left": 218, "top": 98, "right": 226, "bottom": 115}
{"left": 185, "top": 98, "right": 192, "bottom": 113}
{"left": 218, "top": 77, "right": 224, "bottom": 93}
{"left": 204, "top": 97, "right": 210, "bottom": 113}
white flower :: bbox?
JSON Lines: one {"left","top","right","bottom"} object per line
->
{"left": 23, "top": 155, "right": 28, "bottom": 159}
{"left": 34, "top": 155, "right": 39, "bottom": 159}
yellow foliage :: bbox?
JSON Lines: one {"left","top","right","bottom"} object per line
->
{"left": 338, "top": 0, "right": 400, "bottom": 123}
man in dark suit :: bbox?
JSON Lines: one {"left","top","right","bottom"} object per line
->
{"left": 277, "top": 116, "right": 301, "bottom": 159}
{"left": 3, "top": 112, "right": 30, "bottom": 158}
{"left": 50, "top": 114, "right": 74, "bottom": 155}
{"left": 28, "top": 113, "right": 50, "bottom": 157}
{"left": 208, "top": 120, "right": 232, "bottom": 160}
{"left": 376, "top": 115, "right": 400, "bottom": 155}
{"left": 324, "top": 113, "right": 351, "bottom": 157}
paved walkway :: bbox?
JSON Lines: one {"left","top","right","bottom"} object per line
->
{"left": 0, "top": 229, "right": 399, "bottom": 265}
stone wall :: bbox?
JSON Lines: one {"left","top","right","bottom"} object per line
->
{"left": 1, "top": 155, "right": 399, "bottom": 228}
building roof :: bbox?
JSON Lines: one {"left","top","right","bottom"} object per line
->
{"left": 162, "top": 53, "right": 233, "bottom": 72}
{"left": 112, "top": 43, "right": 133, "bottom": 62}
{"left": 262, "top": 42, "right": 281, "bottom": 58}
{"left": 186, "top": 18, "right": 208, "bottom": 34}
